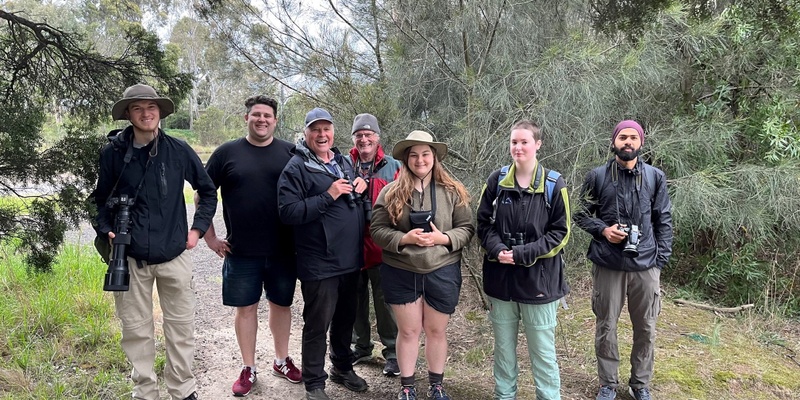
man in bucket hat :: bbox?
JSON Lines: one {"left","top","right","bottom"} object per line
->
{"left": 93, "top": 83, "right": 217, "bottom": 400}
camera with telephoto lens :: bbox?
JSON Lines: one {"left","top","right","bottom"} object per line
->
{"left": 103, "top": 194, "right": 134, "bottom": 291}
{"left": 503, "top": 232, "right": 525, "bottom": 249}
{"left": 618, "top": 224, "right": 640, "bottom": 258}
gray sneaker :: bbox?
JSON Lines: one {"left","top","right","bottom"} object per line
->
{"left": 596, "top": 385, "right": 616, "bottom": 400}
{"left": 306, "top": 388, "right": 330, "bottom": 400}
{"left": 383, "top": 358, "right": 400, "bottom": 376}
{"left": 628, "top": 387, "right": 652, "bottom": 400}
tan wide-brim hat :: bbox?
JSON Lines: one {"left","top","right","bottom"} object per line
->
{"left": 392, "top": 130, "right": 447, "bottom": 160}
{"left": 111, "top": 84, "right": 175, "bottom": 120}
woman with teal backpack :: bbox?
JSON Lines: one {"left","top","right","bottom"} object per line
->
{"left": 477, "top": 120, "right": 571, "bottom": 400}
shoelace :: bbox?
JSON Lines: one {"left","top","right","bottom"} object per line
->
{"left": 401, "top": 387, "right": 415, "bottom": 400}
{"left": 429, "top": 384, "right": 446, "bottom": 398}
{"left": 239, "top": 368, "right": 256, "bottom": 383}
{"left": 633, "top": 388, "right": 651, "bottom": 400}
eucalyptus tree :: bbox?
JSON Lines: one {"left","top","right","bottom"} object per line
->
{"left": 0, "top": 4, "right": 190, "bottom": 271}
{"left": 196, "top": 0, "right": 394, "bottom": 140}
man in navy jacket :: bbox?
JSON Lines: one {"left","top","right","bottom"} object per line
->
{"left": 278, "top": 107, "right": 368, "bottom": 400}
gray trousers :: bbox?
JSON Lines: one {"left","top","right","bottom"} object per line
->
{"left": 591, "top": 265, "right": 661, "bottom": 390}
{"left": 352, "top": 267, "right": 398, "bottom": 359}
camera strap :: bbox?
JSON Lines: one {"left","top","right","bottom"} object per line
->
{"left": 413, "top": 177, "right": 436, "bottom": 217}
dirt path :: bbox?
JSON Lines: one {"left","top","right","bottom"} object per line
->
{"left": 189, "top": 207, "right": 400, "bottom": 400}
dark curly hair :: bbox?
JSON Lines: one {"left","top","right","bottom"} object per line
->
{"left": 244, "top": 95, "right": 278, "bottom": 115}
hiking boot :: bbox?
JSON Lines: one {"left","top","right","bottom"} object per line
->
{"left": 427, "top": 383, "right": 451, "bottom": 400}
{"left": 628, "top": 386, "right": 652, "bottom": 400}
{"left": 182, "top": 393, "right": 198, "bottom": 400}
{"left": 352, "top": 349, "right": 374, "bottom": 365}
{"left": 273, "top": 357, "right": 302, "bottom": 383}
{"left": 306, "top": 388, "right": 330, "bottom": 400}
{"left": 232, "top": 366, "right": 257, "bottom": 396}
{"left": 596, "top": 385, "right": 616, "bottom": 400}
{"left": 329, "top": 367, "right": 368, "bottom": 392}
{"left": 383, "top": 358, "right": 400, "bottom": 376}
{"left": 398, "top": 385, "right": 417, "bottom": 400}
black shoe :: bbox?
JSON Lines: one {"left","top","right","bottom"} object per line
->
{"left": 352, "top": 349, "right": 374, "bottom": 365}
{"left": 383, "top": 358, "right": 400, "bottom": 376}
{"left": 329, "top": 367, "right": 368, "bottom": 392}
{"left": 306, "top": 388, "right": 331, "bottom": 400}
{"left": 182, "top": 392, "right": 198, "bottom": 400}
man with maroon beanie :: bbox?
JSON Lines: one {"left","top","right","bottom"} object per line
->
{"left": 574, "top": 120, "right": 673, "bottom": 400}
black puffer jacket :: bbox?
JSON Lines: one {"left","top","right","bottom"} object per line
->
{"left": 278, "top": 141, "right": 364, "bottom": 281}
{"left": 94, "top": 127, "right": 217, "bottom": 264}
{"left": 477, "top": 163, "right": 571, "bottom": 305}
{"left": 574, "top": 158, "right": 673, "bottom": 271}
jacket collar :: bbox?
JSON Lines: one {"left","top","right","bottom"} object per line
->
{"left": 349, "top": 144, "right": 387, "bottom": 168}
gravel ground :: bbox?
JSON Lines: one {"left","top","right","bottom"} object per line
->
{"left": 73, "top": 204, "right": 402, "bottom": 399}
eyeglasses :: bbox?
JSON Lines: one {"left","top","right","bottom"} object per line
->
{"left": 353, "top": 132, "right": 376, "bottom": 139}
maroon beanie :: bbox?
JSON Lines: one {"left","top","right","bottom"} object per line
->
{"left": 612, "top": 120, "right": 644, "bottom": 145}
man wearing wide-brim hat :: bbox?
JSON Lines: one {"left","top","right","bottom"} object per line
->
{"left": 92, "top": 83, "right": 217, "bottom": 400}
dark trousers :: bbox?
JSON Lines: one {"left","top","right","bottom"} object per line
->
{"left": 300, "top": 271, "right": 359, "bottom": 391}
{"left": 353, "top": 267, "right": 398, "bottom": 359}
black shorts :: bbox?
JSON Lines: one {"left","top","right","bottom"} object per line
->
{"left": 380, "top": 261, "right": 462, "bottom": 314}
{"left": 222, "top": 254, "right": 297, "bottom": 307}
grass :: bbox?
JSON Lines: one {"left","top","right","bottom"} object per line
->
{"left": 0, "top": 244, "right": 131, "bottom": 399}
{"left": 440, "top": 266, "right": 800, "bottom": 399}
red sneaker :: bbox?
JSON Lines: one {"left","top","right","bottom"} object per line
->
{"left": 232, "top": 366, "right": 257, "bottom": 397}
{"left": 272, "top": 357, "right": 302, "bottom": 383}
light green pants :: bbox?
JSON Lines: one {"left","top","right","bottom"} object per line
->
{"left": 113, "top": 252, "right": 197, "bottom": 400}
{"left": 489, "top": 297, "right": 561, "bottom": 400}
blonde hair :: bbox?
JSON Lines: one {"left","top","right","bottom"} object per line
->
{"left": 384, "top": 146, "right": 470, "bottom": 224}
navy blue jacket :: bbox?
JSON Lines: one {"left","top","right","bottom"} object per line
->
{"left": 94, "top": 127, "right": 217, "bottom": 264}
{"left": 574, "top": 158, "right": 673, "bottom": 271}
{"left": 277, "top": 141, "right": 364, "bottom": 281}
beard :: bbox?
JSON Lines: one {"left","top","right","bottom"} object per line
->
{"left": 613, "top": 145, "right": 641, "bottom": 161}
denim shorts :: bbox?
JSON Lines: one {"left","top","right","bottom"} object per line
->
{"left": 222, "top": 254, "right": 297, "bottom": 307}
{"left": 380, "top": 261, "right": 462, "bottom": 314}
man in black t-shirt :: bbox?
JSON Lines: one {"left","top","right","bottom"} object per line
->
{"left": 202, "top": 96, "right": 301, "bottom": 396}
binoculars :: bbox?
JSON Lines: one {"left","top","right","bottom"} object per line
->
{"left": 503, "top": 232, "right": 525, "bottom": 248}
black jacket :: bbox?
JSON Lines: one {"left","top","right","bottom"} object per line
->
{"left": 277, "top": 141, "right": 364, "bottom": 281}
{"left": 574, "top": 158, "right": 673, "bottom": 271}
{"left": 477, "top": 163, "right": 571, "bottom": 304}
{"left": 94, "top": 127, "right": 217, "bottom": 264}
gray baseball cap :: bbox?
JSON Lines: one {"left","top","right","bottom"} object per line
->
{"left": 305, "top": 107, "right": 334, "bottom": 128}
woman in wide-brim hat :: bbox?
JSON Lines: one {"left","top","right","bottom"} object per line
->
{"left": 370, "top": 130, "right": 475, "bottom": 400}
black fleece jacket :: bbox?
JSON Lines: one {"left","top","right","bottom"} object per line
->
{"left": 93, "top": 127, "right": 217, "bottom": 264}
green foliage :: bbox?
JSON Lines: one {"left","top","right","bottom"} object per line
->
{"left": 165, "top": 110, "right": 192, "bottom": 130}
{"left": 0, "top": 243, "right": 130, "bottom": 398}
{"left": 193, "top": 106, "right": 240, "bottom": 145}
{"left": 196, "top": 0, "right": 800, "bottom": 314}
{"left": 0, "top": 5, "right": 191, "bottom": 271}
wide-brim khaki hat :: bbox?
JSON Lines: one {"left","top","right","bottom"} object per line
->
{"left": 111, "top": 84, "right": 175, "bottom": 120}
{"left": 392, "top": 130, "right": 447, "bottom": 160}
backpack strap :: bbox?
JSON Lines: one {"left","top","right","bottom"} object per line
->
{"left": 544, "top": 169, "right": 561, "bottom": 210}
{"left": 497, "top": 164, "right": 559, "bottom": 209}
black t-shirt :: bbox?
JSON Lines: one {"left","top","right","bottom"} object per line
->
{"left": 205, "top": 137, "right": 295, "bottom": 257}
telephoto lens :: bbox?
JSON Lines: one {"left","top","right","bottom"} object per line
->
{"left": 103, "top": 194, "right": 133, "bottom": 291}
